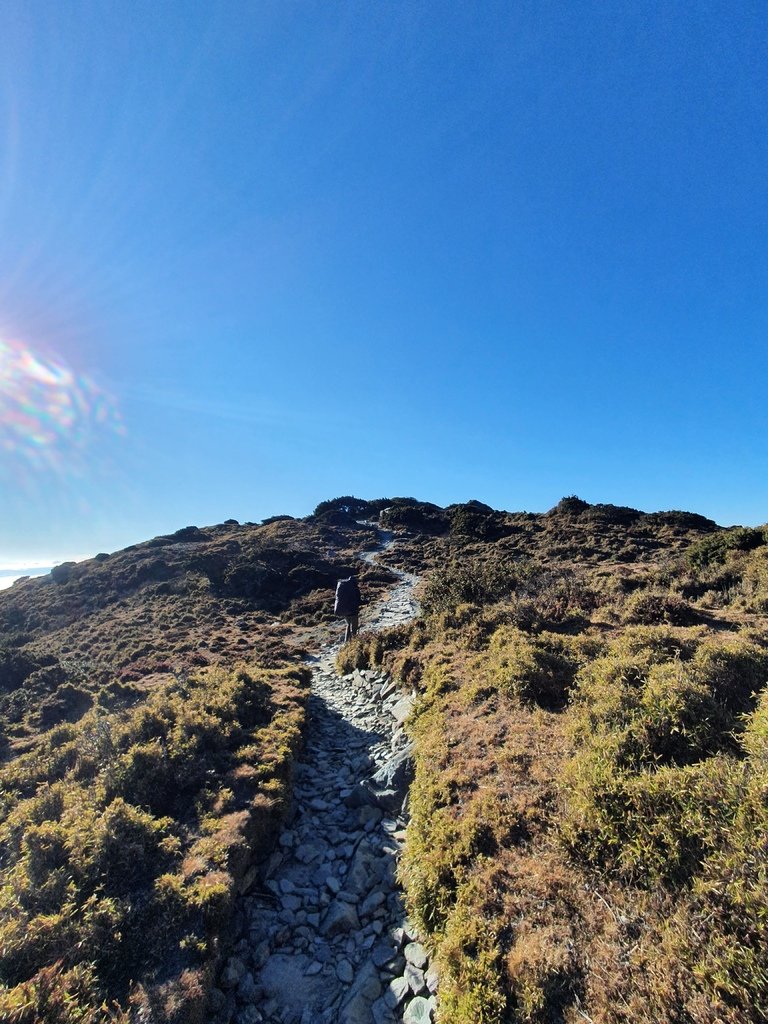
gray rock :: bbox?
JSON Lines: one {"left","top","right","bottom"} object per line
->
{"left": 264, "top": 850, "right": 283, "bottom": 877}
{"left": 403, "top": 996, "right": 433, "bottom": 1023}
{"left": 295, "top": 841, "right": 325, "bottom": 864}
{"left": 369, "top": 785, "right": 402, "bottom": 816}
{"left": 337, "top": 958, "right": 382, "bottom": 1024}
{"left": 385, "top": 975, "right": 410, "bottom": 1009}
{"left": 343, "top": 960, "right": 383, "bottom": 1005}
{"left": 374, "top": 745, "right": 414, "bottom": 792}
{"left": 339, "top": 992, "right": 374, "bottom": 1024}
{"left": 305, "top": 961, "right": 323, "bottom": 976}
{"left": 344, "top": 783, "right": 374, "bottom": 808}
{"left": 336, "top": 958, "right": 354, "bottom": 983}
{"left": 237, "top": 971, "right": 259, "bottom": 1001}
{"left": 237, "top": 1008, "right": 262, "bottom": 1024}
{"left": 208, "top": 987, "right": 226, "bottom": 1012}
{"left": 320, "top": 899, "right": 361, "bottom": 937}
{"left": 360, "top": 889, "right": 386, "bottom": 917}
{"left": 405, "top": 963, "right": 427, "bottom": 995}
{"left": 371, "top": 942, "right": 397, "bottom": 969}
{"left": 404, "top": 941, "right": 428, "bottom": 970}
{"left": 239, "top": 865, "right": 259, "bottom": 895}
{"left": 221, "top": 956, "right": 246, "bottom": 989}
{"left": 425, "top": 964, "right": 439, "bottom": 994}
{"left": 217, "top": 996, "right": 236, "bottom": 1024}
{"left": 358, "top": 805, "right": 383, "bottom": 830}
{"left": 391, "top": 695, "right": 414, "bottom": 725}
{"left": 371, "top": 996, "right": 397, "bottom": 1024}
{"left": 380, "top": 678, "right": 398, "bottom": 699}
{"left": 344, "top": 842, "right": 378, "bottom": 898}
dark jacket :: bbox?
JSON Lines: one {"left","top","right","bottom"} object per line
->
{"left": 334, "top": 577, "right": 361, "bottom": 617}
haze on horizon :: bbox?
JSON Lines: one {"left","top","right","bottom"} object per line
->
{"left": 1, "top": 1, "right": 766, "bottom": 564}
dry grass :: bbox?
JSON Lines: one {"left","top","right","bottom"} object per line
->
{"left": 343, "top": 500, "right": 768, "bottom": 1024}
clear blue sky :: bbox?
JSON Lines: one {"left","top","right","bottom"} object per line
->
{"left": 0, "top": 1, "right": 766, "bottom": 562}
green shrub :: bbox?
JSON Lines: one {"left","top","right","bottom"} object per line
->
{"left": 379, "top": 500, "right": 449, "bottom": 534}
{"left": 422, "top": 559, "right": 517, "bottom": 613}
{"left": 562, "top": 630, "right": 768, "bottom": 886}
{"left": 623, "top": 589, "right": 699, "bottom": 626}
{"left": 479, "top": 628, "right": 580, "bottom": 708}
{"left": 686, "top": 527, "right": 766, "bottom": 571}
{"left": 448, "top": 503, "right": 512, "bottom": 541}
{"left": 0, "top": 661, "right": 308, "bottom": 1018}
{"left": 737, "top": 548, "right": 768, "bottom": 612}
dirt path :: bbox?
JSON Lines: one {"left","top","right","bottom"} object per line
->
{"left": 209, "top": 532, "right": 436, "bottom": 1024}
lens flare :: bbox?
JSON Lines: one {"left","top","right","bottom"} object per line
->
{"left": 0, "top": 337, "right": 124, "bottom": 475}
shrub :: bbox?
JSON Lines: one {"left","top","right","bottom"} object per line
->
{"left": 422, "top": 559, "right": 524, "bottom": 614}
{"left": 562, "top": 630, "right": 768, "bottom": 886}
{"left": 622, "top": 589, "right": 699, "bottom": 626}
{"left": 548, "top": 496, "right": 590, "bottom": 516}
{"left": 0, "top": 961, "right": 130, "bottom": 1024}
{"left": 448, "top": 503, "right": 512, "bottom": 541}
{"left": 686, "top": 527, "right": 766, "bottom": 571}
{"left": 736, "top": 548, "right": 768, "bottom": 612}
{"left": 312, "top": 495, "right": 373, "bottom": 519}
{"left": 379, "top": 501, "right": 449, "bottom": 534}
{"left": 479, "top": 628, "right": 580, "bottom": 708}
{"left": 0, "top": 660, "right": 309, "bottom": 1018}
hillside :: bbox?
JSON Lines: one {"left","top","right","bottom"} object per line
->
{"left": 0, "top": 495, "right": 767, "bottom": 1022}
{"left": 339, "top": 497, "right": 768, "bottom": 1023}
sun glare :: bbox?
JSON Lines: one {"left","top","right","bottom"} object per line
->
{"left": 0, "top": 336, "right": 124, "bottom": 473}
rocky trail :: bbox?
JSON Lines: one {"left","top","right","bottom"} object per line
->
{"left": 209, "top": 532, "right": 437, "bottom": 1024}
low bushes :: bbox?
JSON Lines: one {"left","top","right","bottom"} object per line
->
{"left": 558, "top": 629, "right": 768, "bottom": 1017}
{"left": 686, "top": 526, "right": 766, "bottom": 571}
{"left": 622, "top": 589, "right": 699, "bottom": 625}
{"left": 383, "top": 586, "right": 768, "bottom": 1023}
{"left": 471, "top": 627, "right": 585, "bottom": 708}
{"left": 0, "top": 661, "right": 309, "bottom": 1021}
{"left": 422, "top": 559, "right": 596, "bottom": 625}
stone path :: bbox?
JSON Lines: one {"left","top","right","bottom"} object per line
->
{"left": 209, "top": 532, "right": 437, "bottom": 1024}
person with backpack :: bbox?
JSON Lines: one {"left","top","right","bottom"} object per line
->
{"left": 334, "top": 573, "right": 362, "bottom": 642}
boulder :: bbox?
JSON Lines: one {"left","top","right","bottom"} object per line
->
{"left": 403, "top": 996, "right": 434, "bottom": 1023}
{"left": 404, "top": 942, "right": 428, "bottom": 970}
{"left": 364, "top": 746, "right": 414, "bottom": 814}
{"left": 320, "top": 899, "right": 361, "bottom": 937}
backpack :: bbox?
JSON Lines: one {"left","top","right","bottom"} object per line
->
{"left": 334, "top": 577, "right": 360, "bottom": 616}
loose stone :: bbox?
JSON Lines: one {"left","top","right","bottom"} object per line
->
{"left": 404, "top": 941, "right": 428, "bottom": 969}
{"left": 403, "top": 995, "right": 434, "bottom": 1023}
{"left": 336, "top": 959, "right": 354, "bottom": 983}
{"left": 212, "top": 537, "right": 434, "bottom": 1024}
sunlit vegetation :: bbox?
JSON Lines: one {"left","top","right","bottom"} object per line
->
{"left": 0, "top": 514, "right": 373, "bottom": 1021}
{"left": 2, "top": 495, "right": 767, "bottom": 1022}
{"left": 340, "top": 497, "right": 768, "bottom": 1023}
{"left": 0, "top": 660, "right": 309, "bottom": 1021}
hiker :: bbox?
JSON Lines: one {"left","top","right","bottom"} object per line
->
{"left": 334, "top": 573, "right": 362, "bottom": 642}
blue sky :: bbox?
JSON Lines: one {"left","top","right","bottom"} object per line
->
{"left": 0, "top": 1, "right": 766, "bottom": 562}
